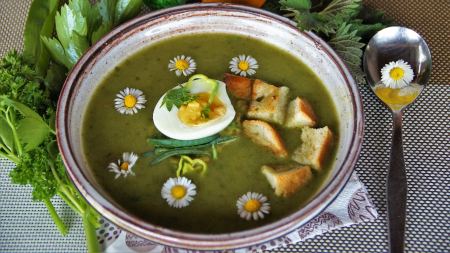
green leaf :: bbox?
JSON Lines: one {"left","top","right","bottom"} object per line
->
{"left": 55, "top": 4, "right": 88, "bottom": 49}
{"left": 0, "top": 116, "right": 14, "bottom": 151}
{"left": 41, "top": 36, "right": 71, "bottom": 69}
{"left": 23, "top": 0, "right": 60, "bottom": 76}
{"left": 91, "top": 22, "right": 113, "bottom": 44}
{"left": 90, "top": 0, "right": 116, "bottom": 43}
{"left": 0, "top": 97, "right": 44, "bottom": 121}
{"left": 282, "top": 0, "right": 362, "bottom": 35}
{"left": 17, "top": 117, "right": 51, "bottom": 151}
{"left": 69, "top": 0, "right": 102, "bottom": 38}
{"left": 44, "top": 63, "right": 66, "bottom": 99}
{"left": 329, "top": 23, "right": 366, "bottom": 84}
{"left": 64, "top": 32, "right": 90, "bottom": 68}
{"left": 279, "top": 0, "right": 310, "bottom": 10}
{"left": 114, "top": 0, "right": 142, "bottom": 25}
{"left": 143, "top": 0, "right": 185, "bottom": 10}
{"left": 161, "top": 86, "right": 197, "bottom": 111}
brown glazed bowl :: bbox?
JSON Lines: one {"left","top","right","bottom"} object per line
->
{"left": 57, "top": 3, "right": 364, "bottom": 251}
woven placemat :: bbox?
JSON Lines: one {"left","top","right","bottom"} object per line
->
{"left": 0, "top": 1, "right": 449, "bottom": 252}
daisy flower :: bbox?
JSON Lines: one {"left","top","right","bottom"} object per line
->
{"left": 114, "top": 87, "right": 147, "bottom": 115}
{"left": 236, "top": 192, "right": 270, "bottom": 221}
{"left": 168, "top": 55, "right": 197, "bottom": 77}
{"left": 107, "top": 152, "right": 139, "bottom": 179}
{"left": 380, "top": 59, "right": 414, "bottom": 89}
{"left": 161, "top": 177, "right": 197, "bottom": 208}
{"left": 229, "top": 55, "right": 258, "bottom": 77}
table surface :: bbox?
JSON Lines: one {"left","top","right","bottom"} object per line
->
{"left": 0, "top": 1, "right": 449, "bottom": 252}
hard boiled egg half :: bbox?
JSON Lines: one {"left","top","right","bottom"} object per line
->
{"left": 153, "top": 74, "right": 236, "bottom": 140}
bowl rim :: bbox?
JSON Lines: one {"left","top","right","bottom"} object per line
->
{"left": 56, "top": 3, "right": 364, "bottom": 250}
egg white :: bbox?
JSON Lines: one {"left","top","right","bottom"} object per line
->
{"left": 153, "top": 79, "right": 236, "bottom": 140}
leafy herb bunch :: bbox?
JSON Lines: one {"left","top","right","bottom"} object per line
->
{"left": 279, "top": 0, "right": 388, "bottom": 83}
{"left": 1, "top": 0, "right": 143, "bottom": 252}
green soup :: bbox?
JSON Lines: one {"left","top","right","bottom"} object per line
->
{"left": 82, "top": 33, "right": 339, "bottom": 233}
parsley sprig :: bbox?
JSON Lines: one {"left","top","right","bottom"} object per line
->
{"left": 280, "top": 0, "right": 388, "bottom": 83}
{"left": 161, "top": 85, "right": 197, "bottom": 111}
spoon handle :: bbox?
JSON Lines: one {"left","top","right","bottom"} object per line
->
{"left": 388, "top": 111, "right": 407, "bottom": 253}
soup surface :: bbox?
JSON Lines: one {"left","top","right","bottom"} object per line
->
{"left": 82, "top": 33, "right": 339, "bottom": 233}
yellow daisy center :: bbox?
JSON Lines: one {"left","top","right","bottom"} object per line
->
{"left": 175, "top": 59, "right": 189, "bottom": 71}
{"left": 120, "top": 162, "right": 129, "bottom": 171}
{"left": 124, "top": 95, "right": 137, "bottom": 108}
{"left": 389, "top": 67, "right": 405, "bottom": 81}
{"left": 171, "top": 185, "right": 187, "bottom": 199}
{"left": 238, "top": 61, "right": 249, "bottom": 71}
{"left": 244, "top": 199, "right": 261, "bottom": 213}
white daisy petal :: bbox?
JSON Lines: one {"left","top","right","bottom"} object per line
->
{"left": 161, "top": 177, "right": 197, "bottom": 208}
{"left": 168, "top": 55, "right": 197, "bottom": 77}
{"left": 114, "top": 87, "right": 146, "bottom": 115}
{"left": 236, "top": 192, "right": 270, "bottom": 221}
{"left": 107, "top": 152, "right": 139, "bottom": 179}
{"left": 380, "top": 59, "right": 414, "bottom": 89}
{"left": 229, "top": 54, "right": 258, "bottom": 77}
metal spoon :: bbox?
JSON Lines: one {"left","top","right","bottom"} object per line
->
{"left": 363, "top": 26, "right": 432, "bottom": 253}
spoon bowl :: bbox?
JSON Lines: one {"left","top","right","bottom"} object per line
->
{"left": 364, "top": 26, "right": 432, "bottom": 111}
{"left": 363, "top": 26, "right": 432, "bottom": 253}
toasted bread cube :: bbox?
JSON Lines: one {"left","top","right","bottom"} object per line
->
{"left": 292, "top": 126, "right": 333, "bottom": 170}
{"left": 261, "top": 165, "right": 312, "bottom": 197}
{"left": 223, "top": 73, "right": 253, "bottom": 100}
{"left": 242, "top": 120, "right": 288, "bottom": 158}
{"left": 285, "top": 97, "right": 317, "bottom": 128}
{"left": 247, "top": 79, "right": 290, "bottom": 124}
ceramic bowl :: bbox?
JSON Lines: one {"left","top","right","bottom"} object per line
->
{"left": 57, "top": 3, "right": 364, "bottom": 250}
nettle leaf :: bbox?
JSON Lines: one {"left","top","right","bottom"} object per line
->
{"left": 17, "top": 117, "right": 51, "bottom": 151}
{"left": 282, "top": 0, "right": 362, "bottom": 35}
{"left": 329, "top": 23, "right": 366, "bottom": 84}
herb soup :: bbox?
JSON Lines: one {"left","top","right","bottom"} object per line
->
{"left": 82, "top": 33, "right": 339, "bottom": 233}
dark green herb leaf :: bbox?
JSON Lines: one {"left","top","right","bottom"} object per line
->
{"left": 44, "top": 63, "right": 67, "bottom": 99}
{"left": 161, "top": 86, "right": 197, "bottom": 111}
{"left": 143, "top": 0, "right": 186, "bottom": 10}
{"left": 148, "top": 134, "right": 220, "bottom": 148}
{"left": 23, "top": 0, "right": 59, "bottom": 76}
{"left": 279, "top": 0, "right": 310, "bottom": 11}
{"left": 114, "top": 0, "right": 143, "bottom": 25}
{"left": 41, "top": 36, "right": 71, "bottom": 69}
{"left": 0, "top": 116, "right": 14, "bottom": 151}
{"left": 281, "top": 0, "right": 362, "bottom": 35}
{"left": 17, "top": 117, "right": 51, "bottom": 151}
{"left": 329, "top": 23, "right": 366, "bottom": 84}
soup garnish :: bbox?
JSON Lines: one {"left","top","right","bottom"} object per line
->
{"left": 82, "top": 33, "right": 339, "bottom": 232}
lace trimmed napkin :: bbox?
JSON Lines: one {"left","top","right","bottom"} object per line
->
{"left": 98, "top": 172, "right": 377, "bottom": 253}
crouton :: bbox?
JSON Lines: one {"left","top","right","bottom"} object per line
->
{"left": 247, "top": 79, "right": 290, "bottom": 124}
{"left": 242, "top": 120, "right": 288, "bottom": 158}
{"left": 261, "top": 165, "right": 312, "bottom": 197}
{"left": 223, "top": 73, "right": 253, "bottom": 100}
{"left": 292, "top": 126, "right": 333, "bottom": 170}
{"left": 285, "top": 97, "right": 317, "bottom": 128}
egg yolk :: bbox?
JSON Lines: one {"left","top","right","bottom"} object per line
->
{"left": 178, "top": 92, "right": 226, "bottom": 126}
{"left": 244, "top": 199, "right": 261, "bottom": 213}
{"left": 374, "top": 85, "right": 421, "bottom": 111}
{"left": 171, "top": 185, "right": 187, "bottom": 199}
